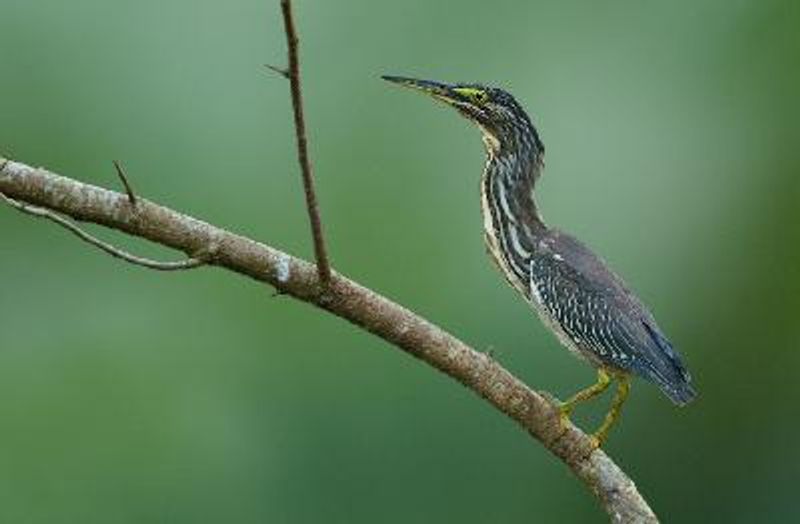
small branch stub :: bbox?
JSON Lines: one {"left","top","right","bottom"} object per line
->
{"left": 264, "top": 63, "right": 290, "bottom": 78}
{"left": 112, "top": 160, "right": 137, "bottom": 206}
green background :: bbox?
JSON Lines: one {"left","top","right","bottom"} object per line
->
{"left": 2, "top": 1, "right": 798, "bottom": 522}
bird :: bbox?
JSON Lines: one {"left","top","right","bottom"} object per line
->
{"left": 382, "top": 75, "right": 696, "bottom": 446}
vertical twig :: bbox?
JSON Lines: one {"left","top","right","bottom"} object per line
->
{"left": 277, "top": 0, "right": 332, "bottom": 286}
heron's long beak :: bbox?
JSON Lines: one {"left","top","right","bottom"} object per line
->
{"left": 381, "top": 75, "right": 460, "bottom": 104}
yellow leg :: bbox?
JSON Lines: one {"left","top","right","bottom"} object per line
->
{"left": 559, "top": 368, "right": 612, "bottom": 420}
{"left": 591, "top": 375, "right": 631, "bottom": 448}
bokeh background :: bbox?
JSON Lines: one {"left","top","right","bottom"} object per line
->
{"left": 1, "top": 0, "right": 798, "bottom": 522}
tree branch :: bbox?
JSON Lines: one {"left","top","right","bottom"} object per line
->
{"left": 0, "top": 157, "right": 657, "bottom": 523}
{"left": 273, "top": 0, "right": 332, "bottom": 286}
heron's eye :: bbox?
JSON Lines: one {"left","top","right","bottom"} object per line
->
{"left": 454, "top": 87, "right": 489, "bottom": 105}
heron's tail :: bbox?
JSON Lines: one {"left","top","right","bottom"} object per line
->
{"left": 640, "top": 321, "right": 697, "bottom": 406}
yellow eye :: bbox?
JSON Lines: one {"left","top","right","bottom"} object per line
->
{"left": 472, "top": 91, "right": 488, "bottom": 104}
{"left": 454, "top": 87, "right": 489, "bottom": 105}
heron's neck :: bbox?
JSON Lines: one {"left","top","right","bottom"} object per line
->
{"left": 480, "top": 140, "right": 547, "bottom": 285}
{"left": 487, "top": 146, "right": 545, "bottom": 223}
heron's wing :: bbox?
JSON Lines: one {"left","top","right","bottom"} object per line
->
{"left": 534, "top": 230, "right": 695, "bottom": 405}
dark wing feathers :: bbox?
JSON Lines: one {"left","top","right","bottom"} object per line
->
{"left": 540, "top": 231, "right": 696, "bottom": 405}
{"left": 639, "top": 319, "right": 696, "bottom": 404}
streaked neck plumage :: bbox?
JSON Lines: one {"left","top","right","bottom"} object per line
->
{"left": 479, "top": 123, "right": 547, "bottom": 293}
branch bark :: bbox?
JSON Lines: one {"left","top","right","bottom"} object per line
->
{"left": 0, "top": 157, "right": 657, "bottom": 523}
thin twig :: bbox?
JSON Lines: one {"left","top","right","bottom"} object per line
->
{"left": 278, "top": 0, "right": 332, "bottom": 286}
{"left": 112, "top": 160, "right": 137, "bottom": 206}
{"left": 0, "top": 191, "right": 203, "bottom": 271}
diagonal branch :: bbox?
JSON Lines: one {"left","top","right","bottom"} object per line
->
{"left": 273, "top": 0, "right": 332, "bottom": 286}
{"left": 0, "top": 157, "right": 657, "bottom": 523}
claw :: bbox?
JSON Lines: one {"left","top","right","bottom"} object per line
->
{"left": 558, "top": 405, "right": 572, "bottom": 428}
{"left": 557, "top": 398, "right": 577, "bottom": 428}
{"left": 591, "top": 428, "right": 608, "bottom": 448}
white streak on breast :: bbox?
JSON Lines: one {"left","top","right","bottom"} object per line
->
{"left": 496, "top": 180, "right": 515, "bottom": 224}
{"left": 508, "top": 224, "right": 530, "bottom": 259}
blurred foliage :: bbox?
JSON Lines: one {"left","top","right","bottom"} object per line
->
{"left": 1, "top": 0, "right": 799, "bottom": 522}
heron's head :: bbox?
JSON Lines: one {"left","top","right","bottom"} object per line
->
{"left": 382, "top": 75, "right": 543, "bottom": 157}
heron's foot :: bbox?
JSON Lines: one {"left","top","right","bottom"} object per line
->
{"left": 557, "top": 369, "right": 612, "bottom": 429}
{"left": 589, "top": 428, "right": 609, "bottom": 449}
{"left": 557, "top": 401, "right": 574, "bottom": 429}
{"left": 589, "top": 424, "right": 612, "bottom": 450}
{"left": 590, "top": 376, "right": 632, "bottom": 448}
{"left": 558, "top": 398, "right": 576, "bottom": 416}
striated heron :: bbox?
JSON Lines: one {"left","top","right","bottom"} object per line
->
{"left": 382, "top": 75, "right": 696, "bottom": 446}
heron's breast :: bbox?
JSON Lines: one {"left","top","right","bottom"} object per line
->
{"left": 480, "top": 179, "right": 529, "bottom": 298}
